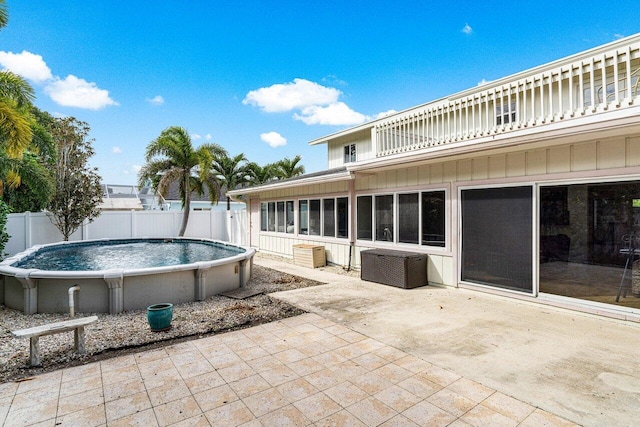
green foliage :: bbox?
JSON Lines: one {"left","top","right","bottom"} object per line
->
{"left": 246, "top": 162, "right": 277, "bottom": 186}
{"left": 274, "top": 155, "right": 305, "bottom": 179}
{"left": 0, "top": 199, "right": 10, "bottom": 260}
{"left": 47, "top": 117, "right": 103, "bottom": 240}
{"left": 138, "top": 126, "right": 225, "bottom": 236}
{"left": 0, "top": 0, "right": 8, "bottom": 30}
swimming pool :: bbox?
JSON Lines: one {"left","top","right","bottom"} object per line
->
{"left": 0, "top": 238, "right": 256, "bottom": 314}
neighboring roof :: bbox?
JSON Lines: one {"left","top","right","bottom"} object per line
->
{"left": 160, "top": 181, "right": 227, "bottom": 203}
{"left": 227, "top": 167, "right": 352, "bottom": 196}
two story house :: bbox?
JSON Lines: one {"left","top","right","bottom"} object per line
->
{"left": 230, "top": 33, "right": 640, "bottom": 320}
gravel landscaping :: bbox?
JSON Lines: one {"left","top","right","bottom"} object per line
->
{"left": 0, "top": 264, "right": 325, "bottom": 383}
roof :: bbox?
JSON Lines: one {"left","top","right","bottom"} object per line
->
{"left": 227, "top": 167, "right": 352, "bottom": 196}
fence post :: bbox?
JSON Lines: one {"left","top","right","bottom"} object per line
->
{"left": 24, "top": 212, "right": 31, "bottom": 250}
{"left": 131, "top": 210, "right": 136, "bottom": 238}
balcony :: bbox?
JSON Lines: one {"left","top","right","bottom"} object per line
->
{"left": 374, "top": 37, "right": 640, "bottom": 157}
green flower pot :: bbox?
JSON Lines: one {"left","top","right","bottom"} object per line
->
{"left": 147, "top": 303, "right": 173, "bottom": 332}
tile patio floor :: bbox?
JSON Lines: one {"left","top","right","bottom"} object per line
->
{"left": 0, "top": 313, "right": 577, "bottom": 426}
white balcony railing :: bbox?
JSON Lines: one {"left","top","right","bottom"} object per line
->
{"left": 375, "top": 38, "right": 640, "bottom": 157}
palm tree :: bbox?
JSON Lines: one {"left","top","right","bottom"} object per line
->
{"left": 211, "top": 152, "right": 249, "bottom": 210}
{"left": 0, "top": 0, "right": 8, "bottom": 30}
{"left": 138, "top": 126, "right": 226, "bottom": 236}
{"left": 246, "top": 162, "right": 277, "bottom": 186}
{"left": 274, "top": 155, "right": 305, "bottom": 179}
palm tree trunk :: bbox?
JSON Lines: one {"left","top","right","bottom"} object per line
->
{"left": 178, "top": 176, "right": 190, "bottom": 236}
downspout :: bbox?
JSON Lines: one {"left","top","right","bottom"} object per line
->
{"left": 68, "top": 285, "right": 80, "bottom": 317}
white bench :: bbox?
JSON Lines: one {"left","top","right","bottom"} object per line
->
{"left": 11, "top": 316, "right": 98, "bottom": 366}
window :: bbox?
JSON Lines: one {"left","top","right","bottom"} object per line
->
{"left": 276, "top": 202, "right": 285, "bottom": 233}
{"left": 496, "top": 99, "right": 516, "bottom": 125}
{"left": 375, "top": 195, "right": 394, "bottom": 241}
{"left": 357, "top": 196, "right": 373, "bottom": 240}
{"left": 267, "top": 202, "right": 275, "bottom": 232}
{"left": 260, "top": 203, "right": 268, "bottom": 232}
{"left": 299, "top": 200, "right": 308, "bottom": 235}
{"left": 323, "top": 199, "right": 335, "bottom": 237}
{"left": 337, "top": 197, "right": 348, "bottom": 238}
{"left": 398, "top": 193, "right": 419, "bottom": 244}
{"left": 356, "top": 190, "right": 446, "bottom": 247}
{"left": 286, "top": 201, "right": 294, "bottom": 233}
{"left": 309, "top": 199, "right": 321, "bottom": 236}
{"left": 422, "top": 191, "right": 445, "bottom": 247}
{"left": 344, "top": 143, "right": 356, "bottom": 163}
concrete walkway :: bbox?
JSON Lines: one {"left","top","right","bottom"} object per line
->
{"left": 257, "top": 257, "right": 640, "bottom": 427}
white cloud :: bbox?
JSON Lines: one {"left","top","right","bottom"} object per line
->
{"left": 112, "top": 146, "right": 122, "bottom": 154}
{"left": 191, "top": 133, "right": 202, "bottom": 140}
{"left": 0, "top": 50, "right": 53, "bottom": 82}
{"left": 205, "top": 134, "right": 212, "bottom": 141}
{"left": 260, "top": 131, "right": 287, "bottom": 148}
{"left": 462, "top": 23, "right": 473, "bottom": 34}
{"left": 146, "top": 95, "right": 165, "bottom": 106}
{"left": 44, "top": 75, "right": 118, "bottom": 110}
{"left": 373, "top": 110, "right": 397, "bottom": 120}
{"left": 294, "top": 102, "right": 367, "bottom": 126}
{"left": 243, "top": 78, "right": 341, "bottom": 113}
{"left": 614, "top": 33, "right": 625, "bottom": 39}
{"left": 132, "top": 164, "right": 142, "bottom": 173}
{"left": 477, "top": 78, "right": 489, "bottom": 86}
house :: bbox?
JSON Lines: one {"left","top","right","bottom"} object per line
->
{"left": 229, "top": 34, "right": 640, "bottom": 320}
{"left": 100, "top": 184, "right": 144, "bottom": 210}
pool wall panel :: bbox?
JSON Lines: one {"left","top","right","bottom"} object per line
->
{"left": 123, "top": 271, "right": 197, "bottom": 311}
{"left": 3, "top": 277, "right": 23, "bottom": 311}
{"left": 205, "top": 263, "right": 240, "bottom": 298}
{"left": 38, "top": 278, "right": 109, "bottom": 313}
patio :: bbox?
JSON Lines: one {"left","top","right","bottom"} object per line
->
{"left": 2, "top": 256, "right": 637, "bottom": 426}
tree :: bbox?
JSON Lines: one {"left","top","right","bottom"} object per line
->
{"left": 274, "top": 155, "right": 305, "bottom": 179}
{"left": 138, "top": 126, "right": 225, "bottom": 236}
{"left": 246, "top": 162, "right": 277, "bottom": 186}
{"left": 0, "top": 0, "right": 7, "bottom": 29}
{"left": 212, "top": 152, "right": 249, "bottom": 210}
{"left": 3, "top": 107, "right": 57, "bottom": 212}
{"left": 47, "top": 117, "right": 103, "bottom": 240}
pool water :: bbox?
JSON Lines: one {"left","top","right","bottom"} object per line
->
{"left": 13, "top": 239, "right": 245, "bottom": 271}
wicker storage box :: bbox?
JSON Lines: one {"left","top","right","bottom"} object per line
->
{"left": 293, "top": 244, "right": 326, "bottom": 268}
{"left": 361, "top": 249, "right": 427, "bottom": 289}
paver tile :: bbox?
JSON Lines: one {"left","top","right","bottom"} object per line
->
{"left": 346, "top": 396, "right": 397, "bottom": 426}
{"left": 183, "top": 370, "right": 226, "bottom": 394}
{"left": 105, "top": 390, "right": 152, "bottom": 423}
{"left": 147, "top": 378, "right": 191, "bottom": 406}
{"left": 460, "top": 404, "right": 518, "bottom": 427}
{"left": 259, "top": 364, "right": 299, "bottom": 387}
{"left": 205, "top": 400, "right": 255, "bottom": 426}
{"left": 292, "top": 391, "right": 342, "bottom": 422}
{"left": 276, "top": 377, "right": 319, "bottom": 403}
{"left": 397, "top": 373, "right": 442, "bottom": 398}
{"left": 379, "top": 413, "right": 421, "bottom": 426}
{"left": 427, "top": 388, "right": 477, "bottom": 417}
{"left": 242, "top": 388, "right": 288, "bottom": 417}
{"left": 103, "top": 377, "right": 146, "bottom": 402}
{"left": 55, "top": 403, "right": 106, "bottom": 427}
{"left": 374, "top": 384, "right": 423, "bottom": 412}
{"left": 59, "top": 374, "right": 102, "bottom": 398}
{"left": 323, "top": 381, "right": 368, "bottom": 407}
{"left": 258, "top": 404, "right": 311, "bottom": 426}
{"left": 193, "top": 383, "right": 239, "bottom": 412}
{"left": 480, "top": 391, "right": 535, "bottom": 422}
{"left": 228, "top": 374, "right": 272, "bottom": 398}
{"left": 304, "top": 368, "right": 347, "bottom": 391}
{"left": 315, "top": 409, "right": 367, "bottom": 426}
{"left": 107, "top": 408, "right": 158, "bottom": 427}
{"left": 402, "top": 400, "right": 456, "bottom": 427}
{"left": 447, "top": 377, "right": 495, "bottom": 403}
{"left": 57, "top": 386, "right": 104, "bottom": 416}
{"left": 153, "top": 395, "right": 202, "bottom": 426}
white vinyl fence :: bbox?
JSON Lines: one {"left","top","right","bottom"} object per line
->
{"left": 5, "top": 209, "right": 248, "bottom": 257}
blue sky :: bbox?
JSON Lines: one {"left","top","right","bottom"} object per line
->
{"left": 1, "top": 1, "right": 638, "bottom": 184}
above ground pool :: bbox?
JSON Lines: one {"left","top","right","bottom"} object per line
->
{"left": 0, "top": 238, "right": 255, "bottom": 314}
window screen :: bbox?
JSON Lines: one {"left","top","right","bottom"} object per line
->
{"left": 398, "top": 193, "right": 419, "bottom": 244}
{"left": 357, "top": 196, "right": 372, "bottom": 240}
{"left": 461, "top": 186, "right": 532, "bottom": 292}
{"left": 323, "top": 199, "right": 335, "bottom": 237}
{"left": 337, "top": 197, "right": 348, "bottom": 238}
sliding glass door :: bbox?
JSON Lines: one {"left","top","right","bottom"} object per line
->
{"left": 461, "top": 186, "right": 533, "bottom": 293}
